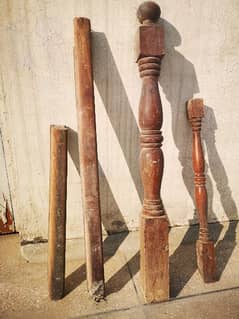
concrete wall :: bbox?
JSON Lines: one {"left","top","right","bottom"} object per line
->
{"left": 0, "top": 0, "right": 239, "bottom": 241}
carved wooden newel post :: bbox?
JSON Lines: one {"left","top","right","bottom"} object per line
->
{"left": 187, "top": 98, "right": 216, "bottom": 282}
{"left": 136, "top": 2, "right": 169, "bottom": 302}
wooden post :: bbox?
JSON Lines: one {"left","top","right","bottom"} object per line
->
{"left": 48, "top": 125, "right": 68, "bottom": 300}
{"left": 187, "top": 98, "right": 216, "bottom": 282}
{"left": 73, "top": 17, "right": 105, "bottom": 300}
{"left": 136, "top": 2, "right": 169, "bottom": 303}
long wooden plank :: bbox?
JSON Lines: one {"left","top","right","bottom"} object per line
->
{"left": 73, "top": 17, "right": 105, "bottom": 300}
{"left": 48, "top": 125, "right": 68, "bottom": 300}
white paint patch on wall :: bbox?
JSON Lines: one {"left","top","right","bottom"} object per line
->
{"left": 0, "top": 0, "right": 238, "bottom": 240}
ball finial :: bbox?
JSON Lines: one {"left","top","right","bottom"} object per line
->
{"left": 137, "top": 1, "right": 161, "bottom": 24}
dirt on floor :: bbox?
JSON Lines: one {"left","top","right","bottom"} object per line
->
{"left": 0, "top": 222, "right": 239, "bottom": 319}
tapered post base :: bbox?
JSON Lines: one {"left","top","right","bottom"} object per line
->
{"left": 196, "top": 240, "right": 216, "bottom": 282}
{"left": 140, "top": 215, "right": 169, "bottom": 303}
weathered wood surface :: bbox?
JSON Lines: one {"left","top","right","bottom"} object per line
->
{"left": 73, "top": 17, "right": 105, "bottom": 300}
{"left": 187, "top": 98, "right": 216, "bottom": 282}
{"left": 136, "top": 1, "right": 169, "bottom": 303}
{"left": 48, "top": 125, "right": 68, "bottom": 300}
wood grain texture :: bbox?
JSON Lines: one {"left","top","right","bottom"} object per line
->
{"left": 187, "top": 98, "right": 216, "bottom": 282}
{"left": 140, "top": 215, "right": 169, "bottom": 302}
{"left": 48, "top": 125, "right": 67, "bottom": 300}
{"left": 136, "top": 2, "right": 169, "bottom": 303}
{"left": 73, "top": 17, "right": 105, "bottom": 299}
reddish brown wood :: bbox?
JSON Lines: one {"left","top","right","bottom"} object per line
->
{"left": 136, "top": 2, "right": 169, "bottom": 303}
{"left": 73, "top": 17, "right": 105, "bottom": 300}
{"left": 187, "top": 98, "right": 216, "bottom": 282}
{"left": 48, "top": 125, "right": 68, "bottom": 300}
{"left": 0, "top": 198, "right": 15, "bottom": 234}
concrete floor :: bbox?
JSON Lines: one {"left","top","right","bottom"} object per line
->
{"left": 0, "top": 221, "right": 239, "bottom": 319}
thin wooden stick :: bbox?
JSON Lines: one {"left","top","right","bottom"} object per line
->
{"left": 187, "top": 98, "right": 216, "bottom": 282}
{"left": 73, "top": 17, "right": 105, "bottom": 300}
{"left": 136, "top": 2, "right": 169, "bottom": 303}
{"left": 48, "top": 125, "right": 68, "bottom": 300}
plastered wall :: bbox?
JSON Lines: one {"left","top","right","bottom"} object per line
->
{"left": 0, "top": 0, "right": 239, "bottom": 241}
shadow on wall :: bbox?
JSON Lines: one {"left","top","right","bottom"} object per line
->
{"left": 159, "top": 19, "right": 238, "bottom": 296}
{"left": 91, "top": 31, "right": 143, "bottom": 203}
{"left": 67, "top": 128, "right": 128, "bottom": 235}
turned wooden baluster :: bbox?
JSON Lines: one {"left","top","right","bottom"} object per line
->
{"left": 187, "top": 98, "right": 216, "bottom": 282}
{"left": 136, "top": 1, "right": 169, "bottom": 302}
